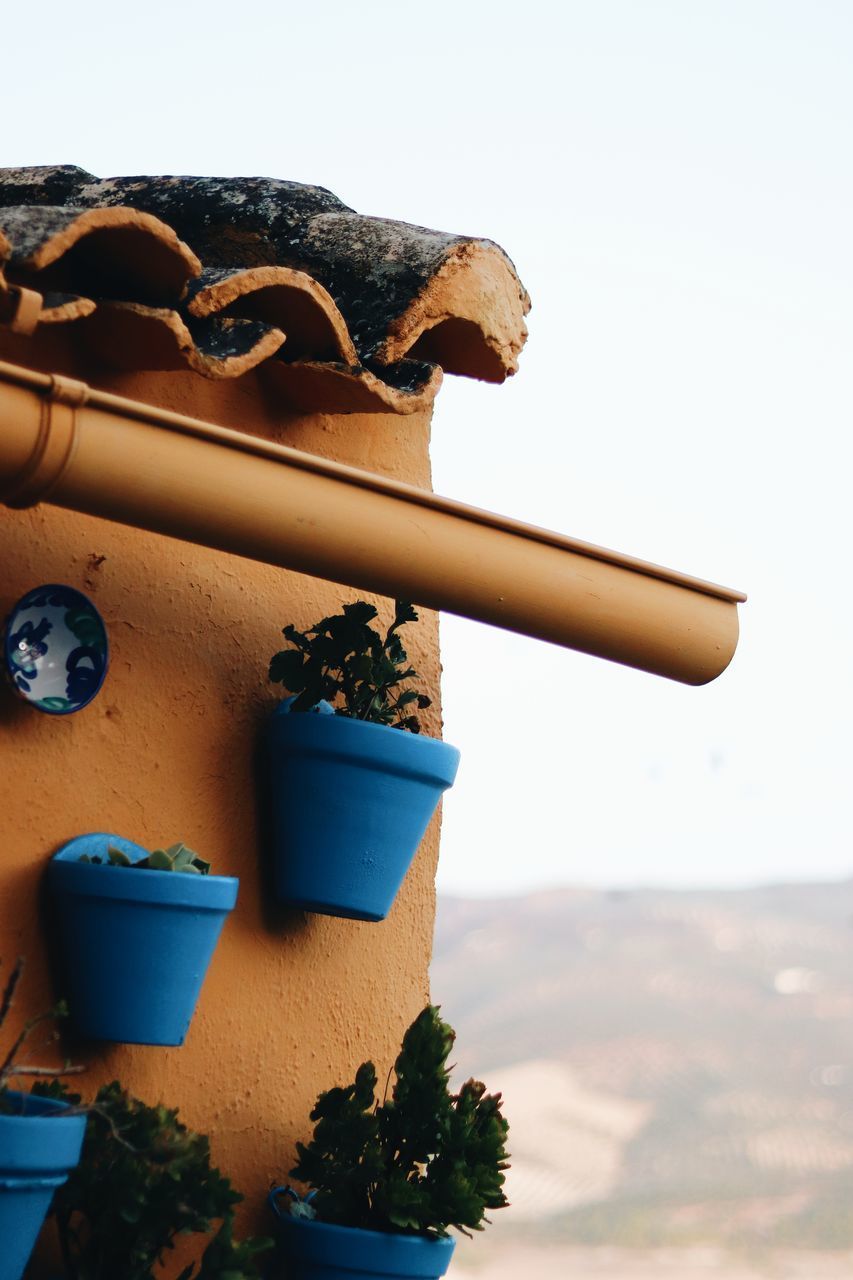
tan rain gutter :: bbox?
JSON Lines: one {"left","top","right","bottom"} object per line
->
{"left": 0, "top": 360, "right": 745, "bottom": 685}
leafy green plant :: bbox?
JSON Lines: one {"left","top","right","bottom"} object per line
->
{"left": 79, "top": 841, "right": 211, "bottom": 875}
{"left": 269, "top": 600, "right": 432, "bottom": 732}
{"left": 288, "top": 1005, "right": 510, "bottom": 1239}
{"left": 44, "top": 1081, "right": 272, "bottom": 1280}
{"left": 0, "top": 957, "right": 84, "bottom": 1109}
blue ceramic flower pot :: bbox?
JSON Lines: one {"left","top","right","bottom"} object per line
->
{"left": 271, "top": 1212, "right": 455, "bottom": 1280}
{"left": 47, "top": 834, "right": 238, "bottom": 1045}
{"left": 266, "top": 708, "right": 460, "bottom": 922}
{"left": 0, "top": 1090, "right": 86, "bottom": 1280}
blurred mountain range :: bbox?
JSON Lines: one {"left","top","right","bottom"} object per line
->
{"left": 431, "top": 881, "right": 853, "bottom": 1255}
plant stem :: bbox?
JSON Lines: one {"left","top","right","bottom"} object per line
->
{"left": 0, "top": 957, "right": 23, "bottom": 1031}
{"left": 9, "top": 1063, "right": 86, "bottom": 1077}
{"left": 1, "top": 1007, "right": 70, "bottom": 1084}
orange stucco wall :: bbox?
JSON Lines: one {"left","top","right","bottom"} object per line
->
{"left": 0, "top": 333, "right": 446, "bottom": 1259}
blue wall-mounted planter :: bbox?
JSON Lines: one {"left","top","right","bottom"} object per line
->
{"left": 47, "top": 834, "right": 238, "bottom": 1045}
{"left": 0, "top": 1090, "right": 87, "bottom": 1280}
{"left": 266, "top": 706, "right": 460, "bottom": 922}
{"left": 269, "top": 1203, "right": 455, "bottom": 1280}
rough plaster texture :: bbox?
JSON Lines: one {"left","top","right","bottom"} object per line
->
{"left": 0, "top": 330, "right": 446, "bottom": 1263}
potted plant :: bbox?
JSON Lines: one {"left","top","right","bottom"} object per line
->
{"left": 269, "top": 1005, "right": 510, "bottom": 1280}
{"left": 0, "top": 959, "right": 87, "bottom": 1280}
{"left": 47, "top": 833, "right": 238, "bottom": 1045}
{"left": 266, "top": 600, "right": 460, "bottom": 921}
{"left": 41, "top": 1079, "right": 272, "bottom": 1280}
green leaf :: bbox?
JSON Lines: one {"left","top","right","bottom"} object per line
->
{"left": 109, "top": 842, "right": 214, "bottom": 875}
{"left": 393, "top": 601, "right": 419, "bottom": 628}
{"left": 31, "top": 1078, "right": 80, "bottom": 1105}
{"left": 290, "top": 1005, "right": 508, "bottom": 1237}
{"left": 382, "top": 1173, "right": 432, "bottom": 1231}
{"left": 53, "top": 1083, "right": 256, "bottom": 1277}
{"left": 170, "top": 843, "right": 198, "bottom": 871}
{"left": 269, "top": 648, "right": 306, "bottom": 690}
{"left": 148, "top": 847, "right": 174, "bottom": 871}
{"left": 282, "top": 624, "right": 313, "bottom": 653}
{"left": 342, "top": 601, "right": 379, "bottom": 626}
{"left": 270, "top": 599, "right": 429, "bottom": 731}
{"left": 350, "top": 654, "right": 374, "bottom": 681}
{"left": 375, "top": 656, "right": 399, "bottom": 685}
{"left": 107, "top": 845, "right": 133, "bottom": 867}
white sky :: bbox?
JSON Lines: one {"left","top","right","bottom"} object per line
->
{"left": 5, "top": 1, "right": 852, "bottom": 894}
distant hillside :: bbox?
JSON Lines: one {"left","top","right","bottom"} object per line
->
{"left": 431, "top": 882, "right": 853, "bottom": 1251}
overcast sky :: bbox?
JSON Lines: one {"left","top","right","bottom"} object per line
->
{"left": 6, "top": 1, "right": 852, "bottom": 894}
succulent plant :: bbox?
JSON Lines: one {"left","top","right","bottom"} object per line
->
{"left": 288, "top": 1005, "right": 510, "bottom": 1239}
{"left": 269, "top": 599, "right": 432, "bottom": 733}
{"left": 79, "top": 841, "right": 211, "bottom": 875}
{"left": 42, "top": 1080, "right": 273, "bottom": 1280}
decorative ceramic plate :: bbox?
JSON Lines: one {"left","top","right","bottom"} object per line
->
{"left": 4, "top": 584, "right": 109, "bottom": 714}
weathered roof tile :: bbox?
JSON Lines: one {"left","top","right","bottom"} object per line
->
{"left": 38, "top": 290, "right": 97, "bottom": 324}
{"left": 83, "top": 303, "right": 286, "bottom": 379}
{"left": 0, "top": 205, "right": 200, "bottom": 304}
{"left": 186, "top": 266, "right": 356, "bottom": 363}
{"left": 262, "top": 357, "right": 443, "bottom": 415}
{"left": 0, "top": 166, "right": 529, "bottom": 415}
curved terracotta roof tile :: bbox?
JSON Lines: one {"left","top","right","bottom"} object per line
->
{"left": 187, "top": 266, "right": 356, "bottom": 363}
{"left": 0, "top": 166, "right": 529, "bottom": 413}
{"left": 39, "top": 291, "right": 97, "bottom": 324}
{"left": 373, "top": 240, "right": 530, "bottom": 380}
{"left": 0, "top": 204, "right": 197, "bottom": 282}
{"left": 262, "top": 357, "right": 442, "bottom": 416}
{"left": 0, "top": 205, "right": 200, "bottom": 306}
{"left": 0, "top": 227, "right": 9, "bottom": 300}
{"left": 83, "top": 302, "right": 285, "bottom": 379}
{"left": 0, "top": 165, "right": 99, "bottom": 207}
{"left": 296, "top": 211, "right": 530, "bottom": 381}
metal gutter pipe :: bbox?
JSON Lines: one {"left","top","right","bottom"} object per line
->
{"left": 0, "top": 360, "right": 745, "bottom": 685}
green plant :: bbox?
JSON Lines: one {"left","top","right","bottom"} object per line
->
{"left": 44, "top": 1081, "right": 272, "bottom": 1280}
{"left": 79, "top": 841, "right": 211, "bottom": 875}
{"left": 269, "top": 599, "right": 432, "bottom": 732}
{"left": 0, "top": 957, "right": 84, "bottom": 1109}
{"left": 288, "top": 1005, "right": 510, "bottom": 1239}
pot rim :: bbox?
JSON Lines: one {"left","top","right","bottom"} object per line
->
{"left": 267, "top": 708, "right": 460, "bottom": 788}
{"left": 0, "top": 1091, "right": 87, "bottom": 1175}
{"left": 275, "top": 1214, "right": 456, "bottom": 1276}
{"left": 0, "top": 1090, "right": 80, "bottom": 1120}
{"left": 48, "top": 835, "right": 238, "bottom": 910}
{"left": 270, "top": 701, "right": 457, "bottom": 745}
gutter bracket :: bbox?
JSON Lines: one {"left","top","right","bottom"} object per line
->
{"left": 0, "top": 286, "right": 42, "bottom": 336}
{"left": 5, "top": 374, "right": 88, "bottom": 509}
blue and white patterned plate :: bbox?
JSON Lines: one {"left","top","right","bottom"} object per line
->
{"left": 3, "top": 584, "right": 109, "bottom": 714}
